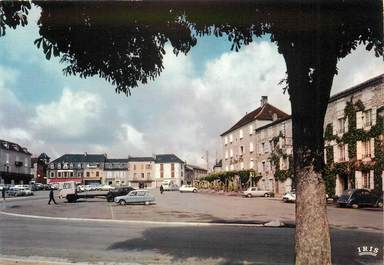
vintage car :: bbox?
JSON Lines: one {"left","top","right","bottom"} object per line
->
{"left": 179, "top": 185, "right": 198, "bottom": 193}
{"left": 337, "top": 189, "right": 383, "bottom": 208}
{"left": 243, "top": 187, "right": 273, "bottom": 198}
{"left": 114, "top": 190, "right": 155, "bottom": 205}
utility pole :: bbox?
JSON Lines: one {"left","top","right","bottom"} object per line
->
{"left": 206, "top": 150, "right": 209, "bottom": 172}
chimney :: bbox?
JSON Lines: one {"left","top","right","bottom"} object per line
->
{"left": 84, "top": 152, "right": 87, "bottom": 157}
{"left": 260, "top": 96, "right": 268, "bottom": 106}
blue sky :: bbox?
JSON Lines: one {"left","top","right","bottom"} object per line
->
{"left": 0, "top": 5, "right": 382, "bottom": 167}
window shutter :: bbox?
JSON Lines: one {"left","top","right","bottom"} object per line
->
{"left": 324, "top": 149, "right": 327, "bottom": 164}
{"left": 355, "top": 171, "right": 362, "bottom": 189}
{"left": 333, "top": 145, "right": 338, "bottom": 163}
{"left": 356, "top": 111, "right": 363, "bottom": 129}
{"left": 279, "top": 157, "right": 283, "bottom": 170}
{"left": 372, "top": 107, "right": 377, "bottom": 126}
{"left": 344, "top": 144, "right": 349, "bottom": 161}
{"left": 344, "top": 117, "right": 349, "bottom": 133}
{"left": 356, "top": 141, "right": 362, "bottom": 160}
{"left": 370, "top": 138, "right": 375, "bottom": 158}
{"left": 369, "top": 170, "right": 374, "bottom": 190}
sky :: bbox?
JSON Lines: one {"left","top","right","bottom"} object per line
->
{"left": 0, "top": 5, "right": 383, "bottom": 168}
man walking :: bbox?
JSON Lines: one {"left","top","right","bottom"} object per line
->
{"left": 160, "top": 185, "right": 164, "bottom": 195}
{"left": 48, "top": 188, "right": 57, "bottom": 205}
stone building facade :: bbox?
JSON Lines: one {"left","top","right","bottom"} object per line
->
{"left": 218, "top": 74, "right": 384, "bottom": 196}
{"left": 324, "top": 74, "right": 384, "bottom": 196}
{"left": 221, "top": 96, "right": 290, "bottom": 173}
{"left": 0, "top": 139, "right": 33, "bottom": 185}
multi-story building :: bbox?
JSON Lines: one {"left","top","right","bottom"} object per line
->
{"left": 220, "top": 96, "right": 290, "bottom": 173}
{"left": 0, "top": 139, "right": 33, "bottom": 185}
{"left": 31, "top": 153, "right": 50, "bottom": 183}
{"left": 47, "top": 153, "right": 107, "bottom": 184}
{"left": 254, "top": 116, "right": 293, "bottom": 194}
{"left": 127, "top": 156, "right": 155, "bottom": 189}
{"left": 185, "top": 164, "right": 208, "bottom": 184}
{"left": 218, "top": 74, "right": 384, "bottom": 196}
{"left": 103, "top": 158, "right": 129, "bottom": 186}
{"left": 154, "top": 154, "right": 185, "bottom": 187}
{"left": 324, "top": 74, "right": 384, "bottom": 196}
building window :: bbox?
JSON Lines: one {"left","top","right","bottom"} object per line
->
{"left": 141, "top": 173, "right": 144, "bottom": 178}
{"left": 70, "top": 172, "right": 74, "bottom": 177}
{"left": 50, "top": 172, "right": 54, "bottom": 178}
{"left": 239, "top": 129, "right": 243, "bottom": 139}
{"left": 249, "top": 142, "right": 254, "bottom": 153}
{"left": 78, "top": 163, "right": 82, "bottom": 169}
{"left": 337, "top": 117, "right": 345, "bottom": 134}
{"left": 58, "top": 172, "right": 62, "bottom": 178}
{"left": 362, "top": 171, "right": 371, "bottom": 189}
{"left": 362, "top": 140, "right": 371, "bottom": 158}
{"left": 64, "top": 172, "right": 67, "bottom": 177}
{"left": 50, "top": 164, "right": 54, "bottom": 169}
{"left": 338, "top": 144, "right": 346, "bottom": 162}
{"left": 77, "top": 172, "right": 81, "bottom": 177}
{"left": 239, "top": 146, "right": 244, "bottom": 155}
{"left": 133, "top": 164, "right": 136, "bottom": 170}
{"left": 86, "top": 172, "right": 90, "bottom": 177}
{"left": 230, "top": 149, "right": 233, "bottom": 158}
{"left": 57, "top": 164, "right": 61, "bottom": 169}
{"left": 249, "top": 125, "right": 253, "bottom": 135}
{"left": 224, "top": 136, "right": 228, "bottom": 145}
{"left": 171, "top": 163, "right": 175, "bottom": 170}
{"left": 146, "top": 164, "right": 151, "bottom": 169}
{"left": 96, "top": 171, "right": 99, "bottom": 177}
{"left": 147, "top": 172, "right": 150, "bottom": 178}
{"left": 240, "top": 162, "right": 244, "bottom": 169}
{"left": 160, "top": 172, "right": 164, "bottom": 178}
{"left": 171, "top": 171, "right": 175, "bottom": 178}
{"left": 262, "top": 161, "right": 266, "bottom": 172}
{"left": 229, "top": 134, "right": 233, "bottom": 143}
{"left": 225, "top": 150, "right": 228, "bottom": 159}
{"left": 250, "top": 161, "right": 254, "bottom": 168}
{"left": 363, "top": 109, "right": 372, "bottom": 127}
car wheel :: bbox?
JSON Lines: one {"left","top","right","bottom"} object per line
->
{"left": 144, "top": 201, "right": 150, "bottom": 205}
{"left": 193, "top": 189, "right": 197, "bottom": 193}
{"left": 119, "top": 200, "right": 126, "bottom": 205}
{"left": 351, "top": 203, "right": 359, "bottom": 209}
{"left": 376, "top": 202, "right": 383, "bottom": 208}
{"left": 264, "top": 193, "right": 270, "bottom": 197}
{"left": 247, "top": 194, "right": 252, "bottom": 198}
{"left": 283, "top": 198, "right": 287, "bottom": 202}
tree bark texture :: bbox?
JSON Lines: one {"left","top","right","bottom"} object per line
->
{"left": 276, "top": 21, "right": 338, "bottom": 264}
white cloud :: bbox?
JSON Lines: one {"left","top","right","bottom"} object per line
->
{"left": 117, "top": 124, "right": 146, "bottom": 151}
{"left": 32, "top": 88, "right": 103, "bottom": 138}
{"left": 332, "top": 45, "right": 383, "bottom": 95}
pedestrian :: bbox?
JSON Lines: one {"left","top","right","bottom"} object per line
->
{"left": 2, "top": 187, "right": 5, "bottom": 200}
{"left": 48, "top": 189, "right": 57, "bottom": 205}
{"left": 160, "top": 185, "right": 164, "bottom": 195}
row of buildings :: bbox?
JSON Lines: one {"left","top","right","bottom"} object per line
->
{"left": 0, "top": 147, "right": 208, "bottom": 188}
{"left": 46, "top": 153, "right": 207, "bottom": 189}
{"left": 217, "top": 74, "right": 384, "bottom": 196}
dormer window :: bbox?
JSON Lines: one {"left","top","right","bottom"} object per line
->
{"left": 57, "top": 163, "right": 61, "bottom": 169}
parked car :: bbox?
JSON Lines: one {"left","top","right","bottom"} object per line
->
{"left": 114, "top": 190, "right": 155, "bottom": 205}
{"left": 106, "top": 186, "right": 135, "bottom": 202}
{"left": 337, "top": 189, "right": 383, "bottom": 208}
{"left": 20, "top": 187, "right": 34, "bottom": 196}
{"left": 161, "top": 180, "right": 179, "bottom": 191}
{"left": 282, "top": 191, "right": 296, "bottom": 203}
{"left": 179, "top": 185, "right": 198, "bottom": 193}
{"left": 100, "top": 184, "right": 115, "bottom": 191}
{"left": 243, "top": 187, "right": 273, "bottom": 198}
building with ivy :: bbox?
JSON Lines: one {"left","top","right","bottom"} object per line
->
{"left": 324, "top": 74, "right": 383, "bottom": 196}
{"left": 217, "top": 74, "right": 383, "bottom": 196}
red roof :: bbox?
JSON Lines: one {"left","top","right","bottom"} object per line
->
{"left": 220, "top": 103, "right": 289, "bottom": 136}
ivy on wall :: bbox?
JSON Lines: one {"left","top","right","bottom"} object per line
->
{"left": 269, "top": 133, "right": 294, "bottom": 184}
{"left": 323, "top": 99, "right": 383, "bottom": 196}
{"left": 199, "top": 169, "right": 261, "bottom": 191}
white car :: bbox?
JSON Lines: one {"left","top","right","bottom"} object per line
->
{"left": 100, "top": 185, "right": 115, "bottom": 191}
{"left": 179, "top": 185, "right": 198, "bottom": 193}
{"left": 114, "top": 190, "right": 155, "bottom": 205}
{"left": 282, "top": 191, "right": 296, "bottom": 202}
{"left": 243, "top": 187, "right": 272, "bottom": 198}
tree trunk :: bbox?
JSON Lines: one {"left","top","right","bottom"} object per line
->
{"left": 277, "top": 27, "right": 338, "bottom": 264}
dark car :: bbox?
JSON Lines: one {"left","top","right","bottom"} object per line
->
{"left": 337, "top": 189, "right": 383, "bottom": 208}
{"left": 106, "top": 186, "right": 135, "bottom": 202}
